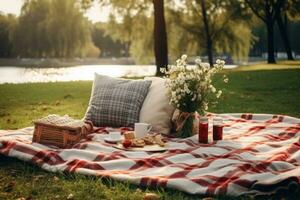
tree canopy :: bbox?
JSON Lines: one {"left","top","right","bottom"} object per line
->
{"left": 0, "top": 13, "right": 17, "bottom": 57}
{"left": 95, "top": 0, "right": 254, "bottom": 64}
{"left": 0, "top": 0, "right": 299, "bottom": 63}
{"left": 13, "top": 0, "right": 91, "bottom": 58}
{"left": 169, "top": 0, "right": 253, "bottom": 64}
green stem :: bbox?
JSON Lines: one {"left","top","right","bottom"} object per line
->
{"left": 178, "top": 113, "right": 194, "bottom": 138}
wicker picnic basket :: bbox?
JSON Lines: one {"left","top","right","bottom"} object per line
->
{"left": 32, "top": 114, "right": 93, "bottom": 148}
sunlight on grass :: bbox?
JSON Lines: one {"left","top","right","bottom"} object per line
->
{"left": 234, "top": 60, "right": 300, "bottom": 71}
{"left": 1, "top": 68, "right": 300, "bottom": 129}
{"left": 0, "top": 155, "right": 251, "bottom": 200}
{"left": 0, "top": 68, "right": 300, "bottom": 199}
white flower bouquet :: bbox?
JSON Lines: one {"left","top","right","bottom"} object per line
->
{"left": 161, "top": 55, "right": 227, "bottom": 138}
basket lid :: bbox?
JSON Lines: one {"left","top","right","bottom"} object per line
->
{"left": 34, "top": 114, "right": 85, "bottom": 129}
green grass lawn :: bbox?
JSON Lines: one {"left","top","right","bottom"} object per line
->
{"left": 236, "top": 60, "right": 300, "bottom": 71}
{"left": 0, "top": 66, "right": 300, "bottom": 199}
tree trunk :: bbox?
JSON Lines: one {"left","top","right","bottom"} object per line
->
{"left": 276, "top": 13, "right": 294, "bottom": 60}
{"left": 266, "top": 20, "right": 276, "bottom": 63}
{"left": 153, "top": 0, "right": 168, "bottom": 76}
{"left": 200, "top": 0, "right": 213, "bottom": 67}
{"left": 265, "top": 1, "right": 276, "bottom": 64}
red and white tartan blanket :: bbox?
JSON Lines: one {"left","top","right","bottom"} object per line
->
{"left": 0, "top": 113, "right": 299, "bottom": 197}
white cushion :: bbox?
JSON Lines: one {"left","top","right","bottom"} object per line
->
{"left": 139, "top": 77, "right": 175, "bottom": 134}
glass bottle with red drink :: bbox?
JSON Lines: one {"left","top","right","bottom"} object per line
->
{"left": 213, "top": 118, "right": 223, "bottom": 141}
{"left": 199, "top": 117, "right": 208, "bottom": 143}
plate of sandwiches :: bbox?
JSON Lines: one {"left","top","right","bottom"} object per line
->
{"left": 113, "top": 131, "right": 168, "bottom": 152}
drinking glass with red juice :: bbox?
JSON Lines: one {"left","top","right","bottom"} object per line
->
{"left": 199, "top": 117, "right": 208, "bottom": 143}
{"left": 213, "top": 118, "right": 223, "bottom": 141}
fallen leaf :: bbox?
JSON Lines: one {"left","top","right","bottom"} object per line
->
{"left": 53, "top": 176, "right": 59, "bottom": 181}
{"left": 10, "top": 169, "right": 19, "bottom": 176}
{"left": 3, "top": 182, "right": 15, "bottom": 192}
{"left": 67, "top": 193, "right": 74, "bottom": 200}
{"left": 202, "top": 198, "right": 215, "bottom": 200}
{"left": 41, "top": 106, "right": 48, "bottom": 111}
{"left": 55, "top": 100, "right": 60, "bottom": 106}
{"left": 143, "top": 192, "right": 160, "bottom": 200}
{"left": 135, "top": 188, "right": 142, "bottom": 193}
{"left": 33, "top": 175, "right": 45, "bottom": 181}
{"left": 63, "top": 94, "right": 73, "bottom": 99}
{"left": 25, "top": 196, "right": 32, "bottom": 200}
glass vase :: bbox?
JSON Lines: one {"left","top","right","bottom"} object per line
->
{"left": 177, "top": 111, "right": 195, "bottom": 138}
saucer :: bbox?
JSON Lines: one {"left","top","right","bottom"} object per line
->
{"left": 104, "top": 136, "right": 123, "bottom": 143}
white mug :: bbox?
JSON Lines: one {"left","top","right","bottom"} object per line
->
{"left": 134, "top": 123, "right": 152, "bottom": 138}
{"left": 109, "top": 131, "right": 121, "bottom": 140}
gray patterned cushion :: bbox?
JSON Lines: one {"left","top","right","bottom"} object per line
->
{"left": 85, "top": 74, "right": 151, "bottom": 127}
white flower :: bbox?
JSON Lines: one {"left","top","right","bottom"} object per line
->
{"left": 216, "top": 90, "right": 222, "bottom": 98}
{"left": 163, "top": 55, "right": 225, "bottom": 112}
{"left": 198, "top": 94, "right": 202, "bottom": 100}
{"left": 181, "top": 54, "right": 187, "bottom": 60}
{"left": 209, "top": 85, "right": 216, "bottom": 93}
{"left": 195, "top": 58, "right": 202, "bottom": 64}
{"left": 224, "top": 78, "right": 229, "bottom": 83}
{"left": 191, "top": 94, "right": 197, "bottom": 101}
{"left": 204, "top": 102, "right": 208, "bottom": 110}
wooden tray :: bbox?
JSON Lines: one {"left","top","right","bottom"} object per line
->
{"left": 113, "top": 143, "right": 168, "bottom": 152}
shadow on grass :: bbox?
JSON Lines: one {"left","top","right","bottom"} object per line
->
{"left": 0, "top": 155, "right": 250, "bottom": 200}
{"left": 1, "top": 155, "right": 300, "bottom": 200}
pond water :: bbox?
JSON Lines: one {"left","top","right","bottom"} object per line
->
{"left": 0, "top": 64, "right": 237, "bottom": 84}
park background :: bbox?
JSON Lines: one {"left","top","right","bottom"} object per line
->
{"left": 0, "top": 0, "right": 300, "bottom": 200}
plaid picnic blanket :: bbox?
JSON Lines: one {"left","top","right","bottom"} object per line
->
{"left": 0, "top": 113, "right": 299, "bottom": 197}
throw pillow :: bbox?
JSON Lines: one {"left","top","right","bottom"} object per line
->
{"left": 139, "top": 77, "right": 176, "bottom": 134}
{"left": 85, "top": 74, "right": 151, "bottom": 127}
